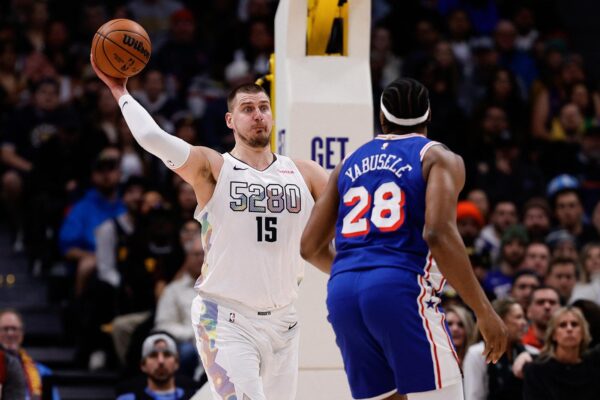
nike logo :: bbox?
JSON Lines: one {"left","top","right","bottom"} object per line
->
{"left": 122, "top": 101, "right": 128, "bottom": 109}
{"left": 288, "top": 321, "right": 298, "bottom": 330}
{"left": 233, "top": 166, "right": 248, "bottom": 171}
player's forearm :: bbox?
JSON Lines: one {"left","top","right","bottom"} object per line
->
{"left": 117, "top": 94, "right": 191, "bottom": 169}
{"left": 302, "top": 243, "right": 334, "bottom": 275}
{"left": 425, "top": 226, "right": 492, "bottom": 316}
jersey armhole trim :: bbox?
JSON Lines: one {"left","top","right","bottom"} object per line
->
{"left": 419, "top": 141, "right": 444, "bottom": 162}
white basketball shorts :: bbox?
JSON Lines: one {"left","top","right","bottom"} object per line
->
{"left": 191, "top": 295, "right": 300, "bottom": 400}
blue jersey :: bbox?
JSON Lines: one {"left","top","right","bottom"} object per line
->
{"left": 332, "top": 134, "right": 441, "bottom": 277}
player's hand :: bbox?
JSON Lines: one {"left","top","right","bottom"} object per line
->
{"left": 90, "top": 53, "right": 128, "bottom": 94}
{"left": 477, "top": 310, "right": 508, "bottom": 364}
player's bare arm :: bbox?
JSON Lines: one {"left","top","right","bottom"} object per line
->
{"left": 294, "top": 159, "right": 330, "bottom": 200}
{"left": 422, "top": 144, "right": 508, "bottom": 364}
{"left": 90, "top": 54, "right": 222, "bottom": 209}
{"left": 300, "top": 163, "right": 341, "bottom": 274}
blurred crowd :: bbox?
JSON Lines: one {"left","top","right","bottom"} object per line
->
{"left": 1, "top": 0, "right": 600, "bottom": 398}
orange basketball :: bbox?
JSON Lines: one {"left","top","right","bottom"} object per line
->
{"left": 91, "top": 19, "right": 151, "bottom": 78}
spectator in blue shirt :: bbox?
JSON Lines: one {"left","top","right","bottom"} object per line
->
{"left": 58, "top": 147, "right": 125, "bottom": 296}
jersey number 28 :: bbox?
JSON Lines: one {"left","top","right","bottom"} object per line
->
{"left": 341, "top": 181, "right": 405, "bottom": 237}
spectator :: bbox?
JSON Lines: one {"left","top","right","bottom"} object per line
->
{"left": 493, "top": 20, "right": 538, "bottom": 93}
{"left": 131, "top": 69, "right": 183, "bottom": 129}
{"left": 549, "top": 102, "right": 586, "bottom": 143}
{"left": 474, "top": 130, "right": 544, "bottom": 206}
{"left": 0, "top": 346, "right": 26, "bottom": 399}
{"left": 0, "top": 309, "right": 54, "bottom": 399}
{"left": 545, "top": 257, "right": 578, "bottom": 304}
{"left": 1, "top": 77, "right": 78, "bottom": 252}
{"left": 466, "top": 188, "right": 490, "bottom": 221}
{"left": 511, "top": 269, "right": 541, "bottom": 312}
{"left": 116, "top": 332, "right": 200, "bottom": 399}
{"left": 173, "top": 180, "right": 196, "bottom": 223}
{"left": 571, "top": 299, "right": 600, "bottom": 348}
{"left": 153, "top": 8, "right": 208, "bottom": 96}
{"left": 58, "top": 147, "right": 125, "bottom": 297}
{"left": 483, "top": 224, "right": 528, "bottom": 299}
{"left": 475, "top": 200, "right": 518, "bottom": 265}
{"left": 575, "top": 128, "right": 600, "bottom": 213}
{"left": 438, "top": 0, "right": 499, "bottom": 36}
{"left": 464, "top": 298, "right": 534, "bottom": 400}
{"left": 457, "top": 200, "right": 485, "bottom": 248}
{"left": 546, "top": 229, "right": 579, "bottom": 261}
{"left": 549, "top": 182, "right": 597, "bottom": 248}
{"left": 522, "top": 242, "right": 551, "bottom": 277}
{"left": 179, "top": 219, "right": 200, "bottom": 246}
{"left": 483, "top": 68, "right": 526, "bottom": 132}
{"left": 512, "top": 6, "right": 539, "bottom": 52}
{"left": 470, "top": 105, "right": 510, "bottom": 166}
{"left": 154, "top": 234, "right": 203, "bottom": 377}
{"left": 127, "top": 0, "right": 184, "bottom": 49}
{"left": 370, "top": 25, "right": 403, "bottom": 93}
{"left": 446, "top": 9, "right": 473, "bottom": 78}
{"left": 522, "top": 197, "right": 552, "bottom": 242}
{"left": 571, "top": 243, "right": 600, "bottom": 303}
{"left": 522, "top": 286, "right": 561, "bottom": 350}
{"left": 523, "top": 306, "right": 600, "bottom": 400}
{"left": 110, "top": 206, "right": 182, "bottom": 372}
{"left": 445, "top": 305, "right": 476, "bottom": 367}
{"left": 95, "top": 176, "right": 146, "bottom": 290}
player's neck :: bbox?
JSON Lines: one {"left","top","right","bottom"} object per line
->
{"left": 230, "top": 145, "right": 274, "bottom": 170}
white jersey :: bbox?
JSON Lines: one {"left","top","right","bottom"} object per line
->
{"left": 194, "top": 152, "right": 314, "bottom": 311}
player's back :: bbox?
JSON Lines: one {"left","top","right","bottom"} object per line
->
{"left": 333, "top": 134, "right": 440, "bottom": 278}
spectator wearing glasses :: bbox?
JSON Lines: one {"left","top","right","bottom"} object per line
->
{"left": 0, "top": 309, "right": 55, "bottom": 400}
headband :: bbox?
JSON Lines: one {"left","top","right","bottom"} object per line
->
{"left": 380, "top": 97, "right": 430, "bottom": 126}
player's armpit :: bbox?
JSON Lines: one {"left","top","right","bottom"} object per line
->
{"left": 176, "top": 146, "right": 222, "bottom": 185}
{"left": 300, "top": 163, "right": 341, "bottom": 274}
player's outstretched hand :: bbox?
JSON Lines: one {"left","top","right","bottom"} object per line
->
{"left": 477, "top": 310, "right": 508, "bottom": 364}
{"left": 90, "top": 53, "right": 128, "bottom": 92}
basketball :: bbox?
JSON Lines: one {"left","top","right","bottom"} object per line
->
{"left": 91, "top": 19, "right": 151, "bottom": 78}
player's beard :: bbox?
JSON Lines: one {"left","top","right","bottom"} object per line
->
{"left": 237, "top": 127, "right": 271, "bottom": 148}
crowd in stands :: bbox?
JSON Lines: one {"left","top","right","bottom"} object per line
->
{"left": 0, "top": 0, "right": 599, "bottom": 398}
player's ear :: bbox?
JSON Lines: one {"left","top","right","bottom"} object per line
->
{"left": 225, "top": 112, "right": 233, "bottom": 129}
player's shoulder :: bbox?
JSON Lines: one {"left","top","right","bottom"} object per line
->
{"left": 291, "top": 158, "right": 324, "bottom": 173}
{"left": 422, "top": 141, "right": 462, "bottom": 165}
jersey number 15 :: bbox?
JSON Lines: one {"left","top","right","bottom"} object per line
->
{"left": 341, "top": 181, "right": 405, "bottom": 237}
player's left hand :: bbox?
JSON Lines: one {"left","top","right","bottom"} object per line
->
{"left": 477, "top": 309, "right": 508, "bottom": 364}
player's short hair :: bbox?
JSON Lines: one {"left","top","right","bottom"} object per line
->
{"left": 227, "top": 83, "right": 268, "bottom": 111}
{"left": 380, "top": 78, "right": 430, "bottom": 133}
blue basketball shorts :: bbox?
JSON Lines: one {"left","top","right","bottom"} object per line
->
{"left": 326, "top": 267, "right": 461, "bottom": 399}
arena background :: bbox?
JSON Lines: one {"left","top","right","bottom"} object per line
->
{"left": 1, "top": 0, "right": 600, "bottom": 398}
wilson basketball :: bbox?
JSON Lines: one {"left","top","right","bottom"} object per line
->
{"left": 91, "top": 19, "right": 151, "bottom": 78}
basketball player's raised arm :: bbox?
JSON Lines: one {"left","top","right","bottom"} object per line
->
{"left": 300, "top": 163, "right": 340, "bottom": 274}
{"left": 90, "top": 55, "right": 217, "bottom": 186}
{"left": 422, "top": 145, "right": 507, "bottom": 364}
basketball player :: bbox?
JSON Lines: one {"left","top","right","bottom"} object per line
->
{"left": 91, "top": 56, "right": 328, "bottom": 399}
{"left": 301, "top": 78, "right": 508, "bottom": 400}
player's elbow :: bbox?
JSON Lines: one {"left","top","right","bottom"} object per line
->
{"left": 300, "top": 236, "right": 318, "bottom": 262}
{"left": 423, "top": 225, "right": 451, "bottom": 249}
